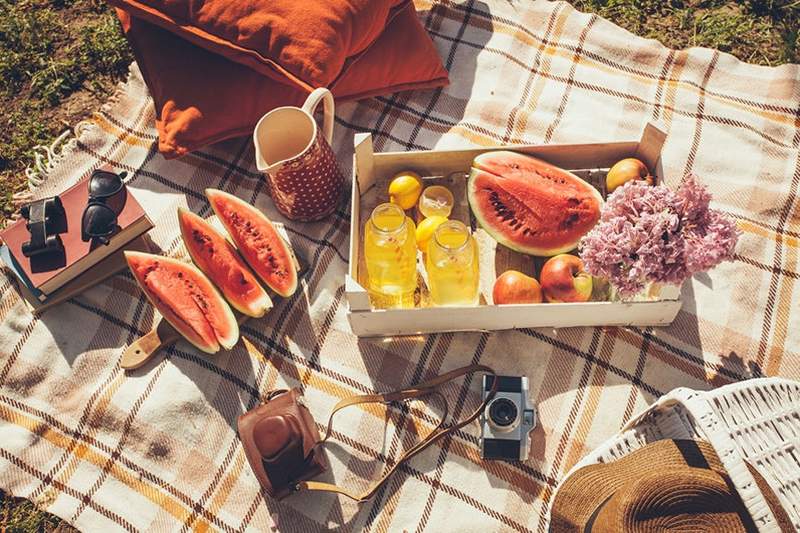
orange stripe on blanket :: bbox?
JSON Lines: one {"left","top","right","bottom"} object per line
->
{"left": 766, "top": 211, "right": 799, "bottom": 376}
{"left": 0, "top": 403, "right": 212, "bottom": 529}
{"left": 739, "top": 220, "right": 800, "bottom": 248}
{"left": 514, "top": 5, "right": 571, "bottom": 140}
{"left": 33, "top": 371, "right": 126, "bottom": 511}
{"left": 562, "top": 329, "right": 621, "bottom": 472}
{"left": 192, "top": 449, "right": 247, "bottom": 533}
{"left": 92, "top": 114, "right": 154, "bottom": 148}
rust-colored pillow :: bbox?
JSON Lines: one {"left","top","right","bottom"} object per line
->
{"left": 108, "top": 0, "right": 409, "bottom": 92}
{"left": 117, "top": 6, "right": 448, "bottom": 158}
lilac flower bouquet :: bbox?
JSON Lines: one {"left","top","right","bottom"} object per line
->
{"left": 579, "top": 176, "right": 739, "bottom": 298}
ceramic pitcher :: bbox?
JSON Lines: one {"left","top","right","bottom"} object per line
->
{"left": 253, "top": 88, "right": 344, "bottom": 221}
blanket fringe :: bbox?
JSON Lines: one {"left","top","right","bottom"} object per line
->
{"left": 18, "top": 62, "right": 143, "bottom": 207}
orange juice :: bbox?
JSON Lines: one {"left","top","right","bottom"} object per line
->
{"left": 426, "top": 220, "right": 479, "bottom": 306}
{"left": 364, "top": 203, "right": 417, "bottom": 308}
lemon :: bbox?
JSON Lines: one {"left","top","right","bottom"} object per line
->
{"left": 415, "top": 216, "right": 448, "bottom": 252}
{"left": 418, "top": 185, "right": 454, "bottom": 218}
{"left": 388, "top": 171, "right": 423, "bottom": 210}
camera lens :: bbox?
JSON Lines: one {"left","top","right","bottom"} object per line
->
{"left": 488, "top": 398, "right": 518, "bottom": 427}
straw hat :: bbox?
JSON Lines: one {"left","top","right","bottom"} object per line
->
{"left": 550, "top": 439, "right": 792, "bottom": 532}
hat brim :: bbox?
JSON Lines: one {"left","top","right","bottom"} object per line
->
{"left": 549, "top": 440, "right": 761, "bottom": 532}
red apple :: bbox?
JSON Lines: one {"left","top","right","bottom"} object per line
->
{"left": 540, "top": 254, "right": 592, "bottom": 303}
{"left": 493, "top": 270, "right": 542, "bottom": 304}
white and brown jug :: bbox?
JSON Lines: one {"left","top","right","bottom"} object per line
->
{"left": 253, "top": 88, "right": 344, "bottom": 221}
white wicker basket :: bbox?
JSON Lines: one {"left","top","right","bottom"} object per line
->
{"left": 554, "top": 378, "right": 800, "bottom": 532}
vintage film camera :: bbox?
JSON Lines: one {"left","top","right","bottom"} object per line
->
{"left": 479, "top": 375, "right": 536, "bottom": 461}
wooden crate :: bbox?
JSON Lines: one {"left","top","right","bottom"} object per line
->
{"left": 345, "top": 123, "right": 681, "bottom": 337}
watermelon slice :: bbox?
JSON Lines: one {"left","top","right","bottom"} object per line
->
{"left": 468, "top": 151, "right": 603, "bottom": 256}
{"left": 205, "top": 189, "right": 298, "bottom": 298}
{"left": 178, "top": 208, "right": 273, "bottom": 318}
{"left": 125, "top": 251, "right": 239, "bottom": 354}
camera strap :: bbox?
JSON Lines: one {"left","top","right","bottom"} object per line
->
{"left": 297, "top": 363, "right": 497, "bottom": 502}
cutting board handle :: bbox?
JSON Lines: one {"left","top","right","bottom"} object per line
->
{"left": 120, "top": 321, "right": 176, "bottom": 370}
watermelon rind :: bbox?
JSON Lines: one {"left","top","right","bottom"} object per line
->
{"left": 468, "top": 151, "right": 603, "bottom": 257}
{"left": 125, "top": 251, "right": 239, "bottom": 353}
{"left": 205, "top": 188, "right": 299, "bottom": 298}
{"left": 178, "top": 208, "right": 273, "bottom": 318}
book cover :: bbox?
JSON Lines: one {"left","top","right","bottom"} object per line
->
{"left": 0, "top": 175, "right": 152, "bottom": 294}
{"left": 0, "top": 244, "right": 44, "bottom": 300}
{"left": 1, "top": 235, "right": 152, "bottom": 314}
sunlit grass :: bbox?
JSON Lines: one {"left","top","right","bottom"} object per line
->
{"left": 0, "top": 489, "right": 78, "bottom": 532}
{"left": 572, "top": 0, "right": 799, "bottom": 65}
{"left": 0, "top": 0, "right": 131, "bottom": 220}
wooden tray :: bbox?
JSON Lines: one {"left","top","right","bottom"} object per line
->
{"left": 345, "top": 123, "right": 681, "bottom": 337}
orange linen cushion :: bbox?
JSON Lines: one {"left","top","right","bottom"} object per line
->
{"left": 108, "top": 0, "right": 409, "bottom": 92}
{"left": 117, "top": 6, "right": 448, "bottom": 158}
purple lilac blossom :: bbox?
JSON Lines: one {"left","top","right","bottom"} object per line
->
{"left": 579, "top": 176, "right": 740, "bottom": 297}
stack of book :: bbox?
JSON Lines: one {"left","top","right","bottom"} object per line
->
{"left": 0, "top": 176, "right": 153, "bottom": 313}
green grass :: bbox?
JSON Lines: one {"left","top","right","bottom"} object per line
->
{"left": 0, "top": 490, "right": 78, "bottom": 532}
{"left": 571, "top": 0, "right": 799, "bottom": 65}
{"left": 0, "top": 0, "right": 132, "bottom": 221}
{"left": 0, "top": 0, "right": 798, "bottom": 531}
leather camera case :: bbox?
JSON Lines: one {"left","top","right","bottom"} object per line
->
{"left": 238, "top": 389, "right": 328, "bottom": 499}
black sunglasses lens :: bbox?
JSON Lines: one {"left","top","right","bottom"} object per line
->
{"left": 82, "top": 204, "right": 117, "bottom": 237}
{"left": 89, "top": 171, "right": 124, "bottom": 198}
{"left": 105, "top": 185, "right": 127, "bottom": 215}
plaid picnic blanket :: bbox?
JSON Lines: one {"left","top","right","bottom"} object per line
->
{"left": 2, "top": 1, "right": 799, "bottom": 531}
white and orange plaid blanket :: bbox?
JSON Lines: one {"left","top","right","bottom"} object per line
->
{"left": 1, "top": 1, "right": 799, "bottom": 531}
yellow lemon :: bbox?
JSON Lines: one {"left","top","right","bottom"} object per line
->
{"left": 415, "top": 216, "right": 448, "bottom": 252}
{"left": 388, "top": 171, "right": 423, "bottom": 210}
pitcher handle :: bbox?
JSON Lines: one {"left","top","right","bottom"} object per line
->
{"left": 302, "top": 88, "right": 335, "bottom": 145}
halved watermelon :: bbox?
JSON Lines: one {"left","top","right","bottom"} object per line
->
{"left": 178, "top": 208, "right": 272, "bottom": 317}
{"left": 468, "top": 151, "right": 603, "bottom": 256}
{"left": 125, "top": 251, "right": 239, "bottom": 354}
{"left": 205, "top": 189, "right": 298, "bottom": 298}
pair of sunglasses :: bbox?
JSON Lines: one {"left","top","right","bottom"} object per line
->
{"left": 81, "top": 170, "right": 128, "bottom": 245}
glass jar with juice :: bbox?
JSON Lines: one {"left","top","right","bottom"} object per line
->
{"left": 364, "top": 203, "right": 417, "bottom": 308}
{"left": 426, "top": 220, "right": 480, "bottom": 306}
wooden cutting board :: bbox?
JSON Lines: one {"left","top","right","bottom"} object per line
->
{"left": 120, "top": 313, "right": 251, "bottom": 370}
{"left": 121, "top": 243, "right": 304, "bottom": 371}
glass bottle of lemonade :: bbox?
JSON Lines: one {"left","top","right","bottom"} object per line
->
{"left": 426, "top": 220, "right": 480, "bottom": 306}
{"left": 364, "top": 203, "right": 418, "bottom": 308}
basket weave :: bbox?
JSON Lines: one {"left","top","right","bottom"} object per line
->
{"left": 554, "top": 378, "right": 800, "bottom": 532}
